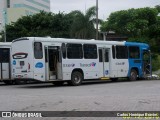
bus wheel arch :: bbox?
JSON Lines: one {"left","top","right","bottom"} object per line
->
{"left": 129, "top": 68, "right": 139, "bottom": 81}
{"left": 68, "top": 69, "right": 84, "bottom": 86}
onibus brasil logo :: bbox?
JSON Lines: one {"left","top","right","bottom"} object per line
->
{"left": 80, "top": 62, "right": 96, "bottom": 67}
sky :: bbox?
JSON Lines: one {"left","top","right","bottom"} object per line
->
{"left": 50, "top": 0, "right": 159, "bottom": 20}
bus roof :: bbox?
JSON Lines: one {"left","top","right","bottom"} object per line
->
{"left": 12, "top": 37, "right": 149, "bottom": 48}
{"left": 125, "top": 42, "right": 149, "bottom": 50}
{"left": 12, "top": 37, "right": 125, "bottom": 45}
{"left": 0, "top": 42, "right": 11, "bottom": 46}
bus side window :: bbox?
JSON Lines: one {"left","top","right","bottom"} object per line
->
{"left": 99, "top": 49, "right": 103, "bottom": 62}
{"left": 116, "top": 46, "right": 128, "bottom": 59}
{"left": 105, "top": 49, "right": 109, "bottom": 62}
{"left": 0, "top": 48, "right": 10, "bottom": 63}
{"left": 45, "top": 47, "right": 48, "bottom": 62}
{"left": 129, "top": 46, "right": 140, "bottom": 59}
{"left": 61, "top": 43, "right": 66, "bottom": 59}
{"left": 112, "top": 46, "right": 115, "bottom": 59}
{"left": 67, "top": 44, "right": 83, "bottom": 59}
{"left": 34, "top": 42, "right": 43, "bottom": 59}
{"left": 84, "top": 44, "right": 97, "bottom": 59}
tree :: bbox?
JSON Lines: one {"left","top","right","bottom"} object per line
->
{"left": 70, "top": 6, "right": 97, "bottom": 39}
{"left": 100, "top": 6, "right": 160, "bottom": 71}
{"left": 5, "top": 11, "right": 74, "bottom": 42}
{"left": 101, "top": 8, "right": 158, "bottom": 38}
{"left": 155, "top": 5, "right": 160, "bottom": 12}
{"left": 100, "top": 7, "right": 159, "bottom": 52}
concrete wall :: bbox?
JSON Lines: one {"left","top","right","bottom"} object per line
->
{"left": 0, "top": 0, "right": 50, "bottom": 31}
{"left": 10, "top": 0, "right": 50, "bottom": 12}
{"left": 7, "top": 8, "right": 26, "bottom": 24}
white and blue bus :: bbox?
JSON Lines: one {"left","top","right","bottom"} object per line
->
{"left": 11, "top": 37, "right": 151, "bottom": 86}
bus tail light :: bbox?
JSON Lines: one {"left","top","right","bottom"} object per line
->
{"left": 28, "top": 63, "right": 30, "bottom": 70}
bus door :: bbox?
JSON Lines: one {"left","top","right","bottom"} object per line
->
{"left": 142, "top": 50, "right": 151, "bottom": 77}
{"left": 0, "top": 48, "right": 10, "bottom": 80}
{"left": 98, "top": 48, "right": 110, "bottom": 79}
{"left": 45, "top": 46, "right": 62, "bottom": 80}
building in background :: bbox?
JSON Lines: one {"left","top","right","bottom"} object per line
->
{"left": 0, "top": 0, "right": 50, "bottom": 31}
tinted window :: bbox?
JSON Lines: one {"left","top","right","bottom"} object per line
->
{"left": 67, "top": 44, "right": 83, "bottom": 59}
{"left": 62, "top": 43, "right": 66, "bottom": 59}
{"left": 129, "top": 46, "right": 140, "bottom": 59}
{"left": 0, "top": 48, "right": 10, "bottom": 63}
{"left": 99, "top": 49, "right": 103, "bottom": 62}
{"left": 84, "top": 44, "right": 97, "bottom": 59}
{"left": 116, "top": 46, "right": 128, "bottom": 59}
{"left": 105, "top": 49, "right": 109, "bottom": 62}
{"left": 34, "top": 42, "right": 43, "bottom": 59}
{"left": 7, "top": 0, "right": 10, "bottom": 8}
{"left": 45, "top": 47, "right": 48, "bottom": 62}
{"left": 112, "top": 45, "right": 115, "bottom": 59}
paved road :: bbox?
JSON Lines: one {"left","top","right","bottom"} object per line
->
{"left": 0, "top": 79, "right": 160, "bottom": 120}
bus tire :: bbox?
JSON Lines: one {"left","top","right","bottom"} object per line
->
{"left": 129, "top": 69, "right": 137, "bottom": 81}
{"left": 53, "top": 81, "right": 64, "bottom": 86}
{"left": 68, "top": 71, "right": 83, "bottom": 86}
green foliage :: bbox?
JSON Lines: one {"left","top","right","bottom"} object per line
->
{"left": 100, "top": 6, "right": 160, "bottom": 70}
{"left": 152, "top": 54, "right": 160, "bottom": 71}
{"left": 70, "top": 6, "right": 96, "bottom": 39}
{"left": 101, "top": 7, "right": 158, "bottom": 37}
{"left": 100, "top": 7, "right": 160, "bottom": 54}
{"left": 6, "top": 6, "right": 98, "bottom": 41}
{"left": 155, "top": 5, "right": 160, "bottom": 12}
{"left": 6, "top": 11, "right": 74, "bottom": 42}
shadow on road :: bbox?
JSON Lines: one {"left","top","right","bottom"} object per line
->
{"left": 0, "top": 83, "right": 9, "bottom": 86}
{"left": 14, "top": 79, "right": 157, "bottom": 89}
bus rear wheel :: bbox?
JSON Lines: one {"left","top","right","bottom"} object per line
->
{"left": 129, "top": 69, "right": 137, "bottom": 81}
{"left": 68, "top": 71, "right": 83, "bottom": 86}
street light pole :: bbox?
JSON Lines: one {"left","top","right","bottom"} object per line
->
{"left": 0, "top": 22, "right": 2, "bottom": 40}
{"left": 3, "top": 11, "right": 6, "bottom": 42}
{"left": 4, "top": 25, "right": 6, "bottom": 42}
{"left": 96, "top": 0, "right": 98, "bottom": 40}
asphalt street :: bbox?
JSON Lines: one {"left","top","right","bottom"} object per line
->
{"left": 0, "top": 79, "right": 160, "bottom": 120}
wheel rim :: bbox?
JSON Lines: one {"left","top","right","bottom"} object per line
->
{"left": 73, "top": 75, "right": 81, "bottom": 84}
{"left": 131, "top": 71, "right": 137, "bottom": 80}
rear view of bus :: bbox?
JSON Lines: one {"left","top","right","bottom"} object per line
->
{"left": 12, "top": 38, "right": 34, "bottom": 81}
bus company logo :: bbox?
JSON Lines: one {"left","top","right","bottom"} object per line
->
{"left": 80, "top": 62, "right": 96, "bottom": 67}
{"left": 35, "top": 62, "right": 43, "bottom": 68}
{"left": 63, "top": 64, "right": 75, "bottom": 67}
{"left": 116, "top": 62, "right": 125, "bottom": 65}
{"left": 13, "top": 60, "right": 16, "bottom": 65}
{"left": 105, "top": 70, "right": 109, "bottom": 75}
